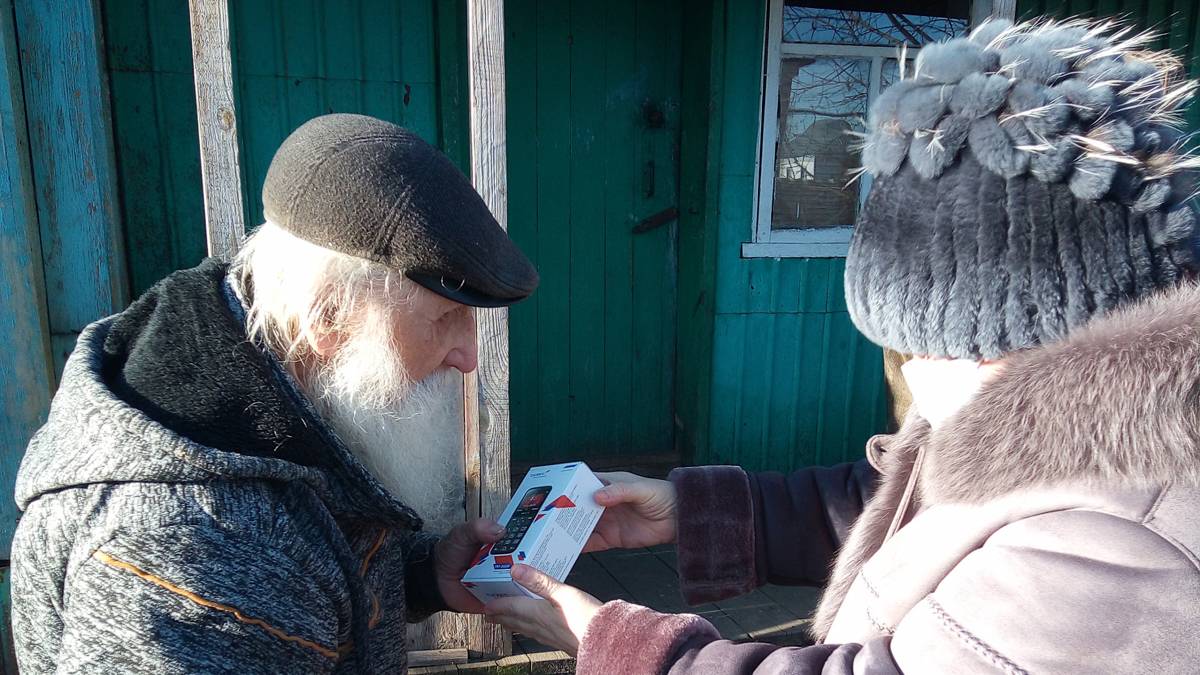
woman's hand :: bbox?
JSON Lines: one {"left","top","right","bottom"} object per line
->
{"left": 585, "top": 472, "right": 678, "bottom": 552}
{"left": 435, "top": 518, "right": 506, "bottom": 613}
{"left": 483, "top": 564, "right": 602, "bottom": 655}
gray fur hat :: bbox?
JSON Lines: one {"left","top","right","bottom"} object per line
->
{"left": 846, "top": 19, "right": 1200, "bottom": 359}
{"left": 263, "top": 113, "right": 539, "bottom": 308}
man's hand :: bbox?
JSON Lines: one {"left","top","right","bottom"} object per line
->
{"left": 435, "top": 518, "right": 506, "bottom": 613}
{"left": 483, "top": 564, "right": 602, "bottom": 655}
{"left": 584, "top": 471, "right": 678, "bottom": 552}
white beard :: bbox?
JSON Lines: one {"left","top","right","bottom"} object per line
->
{"left": 313, "top": 367, "right": 466, "bottom": 532}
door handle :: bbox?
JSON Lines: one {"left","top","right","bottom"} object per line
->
{"left": 632, "top": 206, "right": 678, "bottom": 234}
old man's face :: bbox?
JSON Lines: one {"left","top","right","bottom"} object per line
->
{"left": 308, "top": 283, "right": 477, "bottom": 529}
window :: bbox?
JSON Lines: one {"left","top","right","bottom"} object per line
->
{"left": 745, "top": 1, "right": 971, "bottom": 258}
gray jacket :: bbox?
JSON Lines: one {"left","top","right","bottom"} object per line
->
{"left": 13, "top": 260, "right": 445, "bottom": 674}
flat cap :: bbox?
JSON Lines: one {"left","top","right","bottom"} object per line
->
{"left": 263, "top": 113, "right": 538, "bottom": 307}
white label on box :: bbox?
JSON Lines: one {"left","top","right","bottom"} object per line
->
{"left": 461, "top": 462, "right": 605, "bottom": 603}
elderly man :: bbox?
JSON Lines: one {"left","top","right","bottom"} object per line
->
{"left": 11, "top": 114, "right": 535, "bottom": 673}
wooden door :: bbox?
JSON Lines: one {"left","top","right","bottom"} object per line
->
{"left": 506, "top": 0, "right": 683, "bottom": 467}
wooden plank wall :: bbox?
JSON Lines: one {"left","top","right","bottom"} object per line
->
{"left": 103, "top": 0, "right": 208, "bottom": 298}
{"left": 504, "top": 0, "right": 683, "bottom": 465}
{"left": 229, "top": 0, "right": 460, "bottom": 230}
{"left": 0, "top": 0, "right": 54, "bottom": 556}
{"left": 14, "top": 0, "right": 128, "bottom": 378}
{"left": 694, "top": 0, "right": 887, "bottom": 472}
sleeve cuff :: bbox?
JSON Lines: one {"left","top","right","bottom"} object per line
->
{"left": 576, "top": 601, "right": 720, "bottom": 674}
{"left": 668, "top": 465, "right": 758, "bottom": 605}
{"left": 404, "top": 532, "right": 449, "bottom": 619}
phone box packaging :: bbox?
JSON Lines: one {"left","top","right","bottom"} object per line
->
{"left": 461, "top": 462, "right": 605, "bottom": 603}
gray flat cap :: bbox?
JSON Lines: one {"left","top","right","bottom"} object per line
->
{"left": 263, "top": 113, "right": 538, "bottom": 307}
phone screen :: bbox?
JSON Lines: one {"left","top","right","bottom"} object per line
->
{"left": 492, "top": 486, "right": 552, "bottom": 555}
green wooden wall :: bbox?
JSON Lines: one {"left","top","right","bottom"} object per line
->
{"left": 104, "top": 0, "right": 468, "bottom": 300}
{"left": 686, "top": 0, "right": 887, "bottom": 472}
{"left": 504, "top": 0, "right": 682, "bottom": 464}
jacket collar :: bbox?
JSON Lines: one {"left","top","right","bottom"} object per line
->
{"left": 95, "top": 258, "right": 421, "bottom": 526}
{"left": 920, "top": 282, "right": 1200, "bottom": 504}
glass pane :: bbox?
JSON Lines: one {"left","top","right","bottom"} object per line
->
{"left": 782, "top": 6, "right": 968, "bottom": 46}
{"left": 771, "top": 57, "right": 868, "bottom": 231}
{"left": 880, "top": 58, "right": 912, "bottom": 89}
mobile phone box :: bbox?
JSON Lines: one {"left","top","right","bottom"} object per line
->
{"left": 461, "top": 462, "right": 605, "bottom": 603}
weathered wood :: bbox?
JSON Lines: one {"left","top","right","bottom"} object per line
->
{"left": 465, "top": 0, "right": 511, "bottom": 658}
{"left": 14, "top": 0, "right": 128, "bottom": 378}
{"left": 188, "top": 0, "right": 244, "bottom": 259}
{"left": 409, "top": 648, "right": 470, "bottom": 668}
{"left": 973, "top": 0, "right": 1017, "bottom": 24}
{"left": 0, "top": 0, "right": 53, "bottom": 561}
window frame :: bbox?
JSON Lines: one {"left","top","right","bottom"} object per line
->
{"left": 744, "top": 0, "right": 987, "bottom": 259}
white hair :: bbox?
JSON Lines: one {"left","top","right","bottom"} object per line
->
{"left": 234, "top": 222, "right": 417, "bottom": 410}
{"left": 234, "top": 222, "right": 465, "bottom": 524}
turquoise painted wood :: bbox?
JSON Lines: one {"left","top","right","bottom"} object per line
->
{"left": 0, "top": 0, "right": 54, "bottom": 557}
{"left": 15, "top": 0, "right": 128, "bottom": 376}
{"left": 103, "top": 0, "right": 208, "bottom": 298}
{"left": 229, "top": 0, "right": 457, "bottom": 229}
{"left": 102, "top": 0, "right": 468, "bottom": 300}
{"left": 697, "top": 0, "right": 887, "bottom": 471}
{"left": 505, "top": 0, "right": 683, "bottom": 463}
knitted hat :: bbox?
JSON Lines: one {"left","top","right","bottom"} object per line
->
{"left": 263, "top": 114, "right": 539, "bottom": 308}
{"left": 845, "top": 19, "right": 1200, "bottom": 359}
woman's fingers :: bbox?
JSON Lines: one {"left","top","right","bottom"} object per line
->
{"left": 511, "top": 564, "right": 562, "bottom": 601}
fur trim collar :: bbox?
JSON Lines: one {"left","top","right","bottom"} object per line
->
{"left": 923, "top": 281, "right": 1200, "bottom": 504}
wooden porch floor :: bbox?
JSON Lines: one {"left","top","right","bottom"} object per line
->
{"left": 412, "top": 545, "right": 820, "bottom": 673}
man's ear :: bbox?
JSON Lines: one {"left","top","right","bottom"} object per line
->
{"left": 303, "top": 316, "right": 343, "bottom": 358}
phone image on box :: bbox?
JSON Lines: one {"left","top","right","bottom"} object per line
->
{"left": 492, "top": 486, "right": 552, "bottom": 555}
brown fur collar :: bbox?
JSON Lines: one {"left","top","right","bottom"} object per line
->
{"left": 924, "top": 281, "right": 1200, "bottom": 504}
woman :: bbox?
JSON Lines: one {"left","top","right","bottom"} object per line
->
{"left": 484, "top": 18, "right": 1200, "bottom": 673}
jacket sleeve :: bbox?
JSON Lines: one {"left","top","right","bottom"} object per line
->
{"left": 669, "top": 460, "right": 878, "bottom": 604}
{"left": 57, "top": 526, "right": 343, "bottom": 674}
{"left": 575, "top": 601, "right": 901, "bottom": 675}
{"left": 399, "top": 531, "right": 450, "bottom": 621}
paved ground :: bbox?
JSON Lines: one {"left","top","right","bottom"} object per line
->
{"left": 412, "top": 544, "right": 820, "bottom": 673}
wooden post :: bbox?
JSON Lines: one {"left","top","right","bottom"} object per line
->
{"left": 971, "top": 0, "right": 1017, "bottom": 26}
{"left": 189, "top": 0, "right": 244, "bottom": 259}
{"left": 0, "top": 0, "right": 54, "bottom": 558}
{"left": 465, "top": 0, "right": 511, "bottom": 658}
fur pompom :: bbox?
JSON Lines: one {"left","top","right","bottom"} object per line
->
{"left": 1029, "top": 134, "right": 1081, "bottom": 182}
{"left": 1000, "top": 41, "right": 1068, "bottom": 84}
{"left": 1052, "top": 77, "right": 1114, "bottom": 122}
{"left": 1005, "top": 81, "right": 1070, "bottom": 136}
{"left": 1132, "top": 179, "right": 1171, "bottom": 213}
{"left": 915, "top": 39, "right": 997, "bottom": 83}
{"left": 970, "top": 117, "right": 1028, "bottom": 177}
{"left": 869, "top": 80, "right": 919, "bottom": 128}
{"left": 1152, "top": 204, "right": 1197, "bottom": 246}
{"left": 897, "top": 85, "right": 951, "bottom": 132}
{"left": 969, "top": 18, "right": 1013, "bottom": 48}
{"left": 1096, "top": 119, "right": 1135, "bottom": 152}
{"left": 909, "top": 116, "right": 971, "bottom": 179}
{"left": 950, "top": 73, "right": 1012, "bottom": 119}
{"left": 862, "top": 129, "right": 908, "bottom": 176}
{"left": 1069, "top": 156, "right": 1118, "bottom": 199}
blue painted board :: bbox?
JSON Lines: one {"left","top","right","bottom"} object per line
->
{"left": 0, "top": 0, "right": 54, "bottom": 557}
{"left": 15, "top": 0, "right": 127, "bottom": 376}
